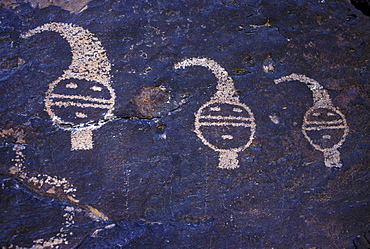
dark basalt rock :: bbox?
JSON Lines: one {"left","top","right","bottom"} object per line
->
{"left": 0, "top": 0, "right": 369, "bottom": 248}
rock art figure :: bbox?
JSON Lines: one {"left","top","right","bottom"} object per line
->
{"left": 274, "top": 73, "right": 349, "bottom": 168}
{"left": 22, "top": 22, "right": 116, "bottom": 150}
{"left": 175, "top": 58, "right": 256, "bottom": 169}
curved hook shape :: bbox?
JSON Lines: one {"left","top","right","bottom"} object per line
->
{"left": 275, "top": 73, "right": 349, "bottom": 168}
{"left": 22, "top": 22, "right": 112, "bottom": 85}
{"left": 175, "top": 58, "right": 256, "bottom": 169}
{"left": 174, "top": 57, "right": 238, "bottom": 103}
{"left": 274, "top": 73, "right": 332, "bottom": 107}
{"left": 22, "top": 22, "right": 116, "bottom": 150}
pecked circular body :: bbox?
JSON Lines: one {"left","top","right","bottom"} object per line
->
{"left": 302, "top": 106, "right": 348, "bottom": 152}
{"left": 194, "top": 100, "right": 256, "bottom": 152}
{"left": 45, "top": 77, "right": 115, "bottom": 130}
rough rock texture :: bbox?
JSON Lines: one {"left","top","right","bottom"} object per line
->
{"left": 0, "top": 0, "right": 369, "bottom": 248}
{"left": 0, "top": 0, "right": 91, "bottom": 14}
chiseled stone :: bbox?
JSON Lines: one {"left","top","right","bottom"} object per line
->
{"left": 0, "top": 0, "right": 369, "bottom": 248}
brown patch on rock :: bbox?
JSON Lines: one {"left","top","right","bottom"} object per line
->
{"left": 132, "top": 86, "right": 171, "bottom": 119}
{"left": 0, "top": 57, "right": 25, "bottom": 69}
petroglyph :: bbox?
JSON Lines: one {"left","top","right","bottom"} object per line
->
{"left": 2, "top": 128, "right": 109, "bottom": 248}
{"left": 175, "top": 58, "right": 256, "bottom": 169}
{"left": 274, "top": 73, "right": 349, "bottom": 168}
{"left": 22, "top": 22, "right": 116, "bottom": 151}
{"left": 71, "top": 128, "right": 93, "bottom": 150}
{"left": 0, "top": 128, "right": 26, "bottom": 143}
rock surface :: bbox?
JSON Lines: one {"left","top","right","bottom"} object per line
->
{"left": 0, "top": 0, "right": 369, "bottom": 248}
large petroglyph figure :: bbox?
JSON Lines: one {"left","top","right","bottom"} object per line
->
{"left": 175, "top": 58, "right": 256, "bottom": 169}
{"left": 23, "top": 22, "right": 116, "bottom": 150}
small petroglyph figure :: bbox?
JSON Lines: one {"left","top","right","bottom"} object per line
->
{"left": 274, "top": 73, "right": 349, "bottom": 168}
{"left": 22, "top": 22, "right": 116, "bottom": 150}
{"left": 175, "top": 58, "right": 256, "bottom": 169}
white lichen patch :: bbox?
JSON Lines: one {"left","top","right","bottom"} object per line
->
{"left": 269, "top": 114, "right": 280, "bottom": 124}
{"left": 263, "top": 63, "right": 274, "bottom": 73}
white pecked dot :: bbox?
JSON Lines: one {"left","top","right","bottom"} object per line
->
{"left": 75, "top": 112, "right": 87, "bottom": 118}
{"left": 91, "top": 86, "right": 102, "bottom": 91}
{"left": 66, "top": 82, "right": 78, "bottom": 89}
{"left": 210, "top": 106, "right": 221, "bottom": 111}
{"left": 221, "top": 135, "right": 233, "bottom": 140}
